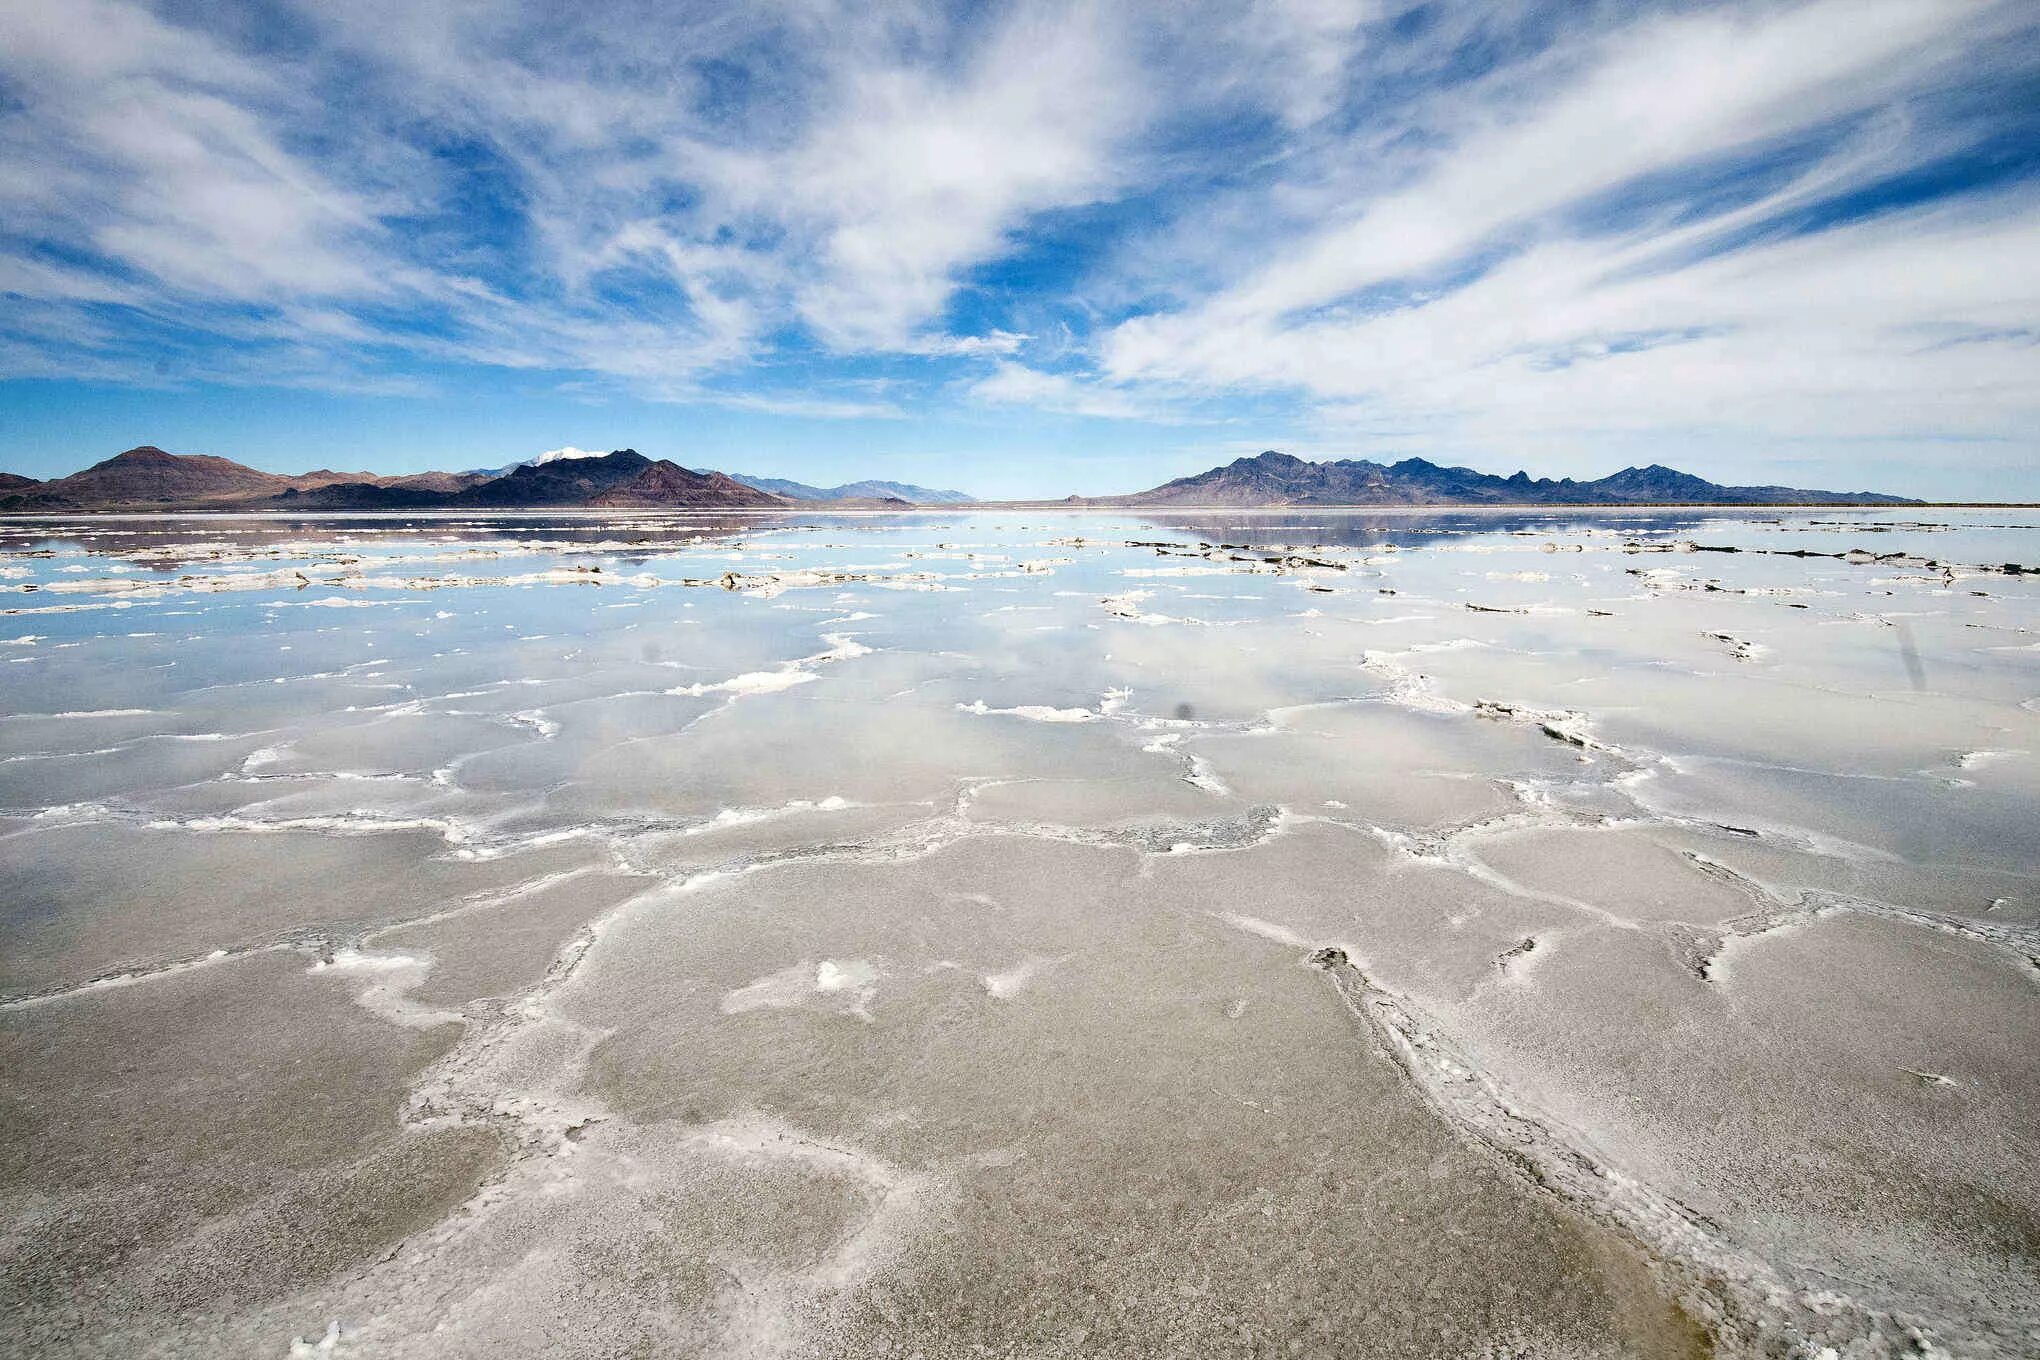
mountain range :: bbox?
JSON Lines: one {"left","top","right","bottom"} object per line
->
{"left": 0, "top": 447, "right": 905, "bottom": 512}
{"left": 0, "top": 445, "right": 1922, "bottom": 513}
{"left": 714, "top": 472, "right": 976, "bottom": 504}
{"left": 1102, "top": 451, "right": 1920, "bottom": 507}
{"left": 459, "top": 449, "right": 974, "bottom": 503}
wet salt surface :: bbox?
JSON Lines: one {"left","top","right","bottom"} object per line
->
{"left": 1, "top": 507, "right": 2035, "bottom": 1359}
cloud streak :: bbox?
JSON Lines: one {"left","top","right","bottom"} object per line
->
{"left": 1094, "top": 0, "right": 2040, "bottom": 483}
{"left": 0, "top": 0, "right": 2034, "bottom": 488}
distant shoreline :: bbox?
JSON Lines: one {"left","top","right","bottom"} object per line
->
{"left": 4, "top": 447, "right": 1950, "bottom": 515}
{"left": 1, "top": 501, "right": 2034, "bottom": 519}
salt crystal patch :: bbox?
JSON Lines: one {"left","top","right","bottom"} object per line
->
{"left": 722, "top": 958, "right": 882, "bottom": 1020}
{"left": 288, "top": 1320, "right": 342, "bottom": 1355}
{"left": 981, "top": 958, "right": 1054, "bottom": 999}
{"left": 1218, "top": 913, "right": 1316, "bottom": 950}
{"left": 669, "top": 670, "right": 817, "bottom": 697}
{"left": 956, "top": 699, "right": 1097, "bottom": 723}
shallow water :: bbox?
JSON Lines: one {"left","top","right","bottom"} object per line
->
{"left": 2, "top": 507, "right": 2035, "bottom": 1358}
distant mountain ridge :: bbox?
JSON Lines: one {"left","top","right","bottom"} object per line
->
{"left": 0, "top": 447, "right": 946, "bottom": 511}
{"left": 0, "top": 446, "right": 509, "bottom": 511}
{"left": 1114, "top": 451, "right": 1920, "bottom": 507}
{"left": 721, "top": 472, "right": 975, "bottom": 503}
{"left": 0, "top": 445, "right": 1925, "bottom": 512}
{"left": 467, "top": 451, "right": 977, "bottom": 503}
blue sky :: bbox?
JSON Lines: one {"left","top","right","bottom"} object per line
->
{"left": 1, "top": 0, "right": 2036, "bottom": 498}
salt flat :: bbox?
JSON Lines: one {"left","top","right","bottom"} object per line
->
{"left": 1, "top": 507, "right": 2034, "bottom": 1359}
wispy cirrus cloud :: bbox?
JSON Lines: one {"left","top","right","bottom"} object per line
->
{"left": 970, "top": 362, "right": 1164, "bottom": 421}
{"left": 0, "top": 0, "right": 1162, "bottom": 392}
{"left": 1085, "top": 0, "right": 2040, "bottom": 484}
{"left": 0, "top": 0, "right": 2035, "bottom": 491}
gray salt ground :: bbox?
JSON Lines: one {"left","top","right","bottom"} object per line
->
{"left": 0, "top": 507, "right": 2035, "bottom": 1359}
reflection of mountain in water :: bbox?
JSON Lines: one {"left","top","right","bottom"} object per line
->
{"left": 15, "top": 511, "right": 820, "bottom": 573}
{"left": 1134, "top": 508, "right": 1765, "bottom": 551}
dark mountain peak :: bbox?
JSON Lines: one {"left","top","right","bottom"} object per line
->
{"left": 589, "top": 459, "right": 786, "bottom": 508}
{"left": 503, "top": 448, "right": 647, "bottom": 475}
{"left": 1595, "top": 465, "right": 1715, "bottom": 492}
{"left": 1121, "top": 450, "right": 1919, "bottom": 508}
{"left": 91, "top": 445, "right": 178, "bottom": 469}
{"left": 460, "top": 449, "right": 658, "bottom": 506}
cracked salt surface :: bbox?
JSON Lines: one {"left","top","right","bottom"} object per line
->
{"left": 1, "top": 507, "right": 2036, "bottom": 1359}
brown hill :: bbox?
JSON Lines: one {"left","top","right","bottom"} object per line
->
{"left": 10, "top": 446, "right": 293, "bottom": 509}
{"left": 286, "top": 468, "right": 379, "bottom": 490}
{"left": 588, "top": 461, "right": 789, "bottom": 508}
{"left": 386, "top": 470, "right": 490, "bottom": 494}
{"left": 286, "top": 468, "right": 488, "bottom": 494}
{"left": 3, "top": 445, "right": 888, "bottom": 512}
{"left": 275, "top": 451, "right": 785, "bottom": 510}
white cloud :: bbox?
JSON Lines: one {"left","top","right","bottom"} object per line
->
{"left": 706, "top": 391, "right": 907, "bottom": 420}
{"left": 0, "top": 0, "right": 389, "bottom": 303}
{"left": 1107, "top": 0, "right": 1993, "bottom": 369}
{"left": 1218, "top": 0, "right": 1376, "bottom": 129}
{"left": 0, "top": 0, "right": 2034, "bottom": 493}
{"left": 907, "top": 330, "right": 1032, "bottom": 358}
{"left": 292, "top": 0, "right": 1148, "bottom": 357}
{"left": 765, "top": 5, "right": 1139, "bottom": 349}
{"left": 1294, "top": 192, "right": 2040, "bottom": 457}
{"left": 1090, "top": 0, "right": 2040, "bottom": 480}
{"left": 0, "top": 0, "right": 1159, "bottom": 392}
{"left": 970, "top": 362, "right": 1169, "bottom": 421}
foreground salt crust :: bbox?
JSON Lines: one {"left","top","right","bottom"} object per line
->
{"left": 0, "top": 507, "right": 2035, "bottom": 1359}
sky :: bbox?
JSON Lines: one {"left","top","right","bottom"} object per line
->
{"left": 1, "top": 0, "right": 2037, "bottom": 498}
